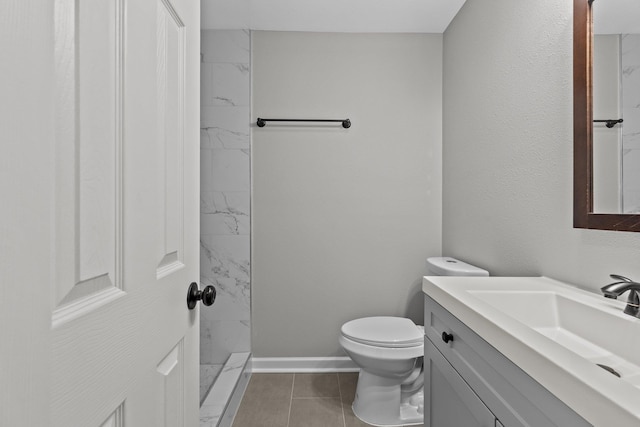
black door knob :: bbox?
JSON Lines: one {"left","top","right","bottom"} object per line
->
{"left": 187, "top": 282, "right": 217, "bottom": 310}
{"left": 441, "top": 331, "right": 454, "bottom": 344}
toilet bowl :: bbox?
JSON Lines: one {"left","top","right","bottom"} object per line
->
{"left": 339, "top": 257, "right": 489, "bottom": 426}
{"left": 339, "top": 316, "right": 425, "bottom": 426}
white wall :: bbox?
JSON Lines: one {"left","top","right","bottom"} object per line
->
{"left": 442, "top": 0, "right": 640, "bottom": 290}
{"left": 252, "top": 31, "right": 443, "bottom": 357}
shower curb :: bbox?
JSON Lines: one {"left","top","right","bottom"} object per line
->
{"left": 200, "top": 352, "right": 251, "bottom": 427}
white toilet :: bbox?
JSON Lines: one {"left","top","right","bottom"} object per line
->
{"left": 339, "top": 257, "right": 489, "bottom": 427}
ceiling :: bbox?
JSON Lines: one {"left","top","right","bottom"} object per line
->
{"left": 201, "top": 0, "right": 467, "bottom": 33}
{"left": 594, "top": 0, "right": 640, "bottom": 34}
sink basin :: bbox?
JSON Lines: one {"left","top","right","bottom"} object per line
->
{"left": 422, "top": 276, "right": 640, "bottom": 426}
{"left": 468, "top": 289, "right": 640, "bottom": 386}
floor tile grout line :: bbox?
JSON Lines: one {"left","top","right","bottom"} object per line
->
{"left": 286, "top": 373, "right": 295, "bottom": 427}
{"left": 290, "top": 396, "right": 342, "bottom": 400}
{"left": 337, "top": 373, "right": 347, "bottom": 427}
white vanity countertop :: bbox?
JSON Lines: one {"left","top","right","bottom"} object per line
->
{"left": 422, "top": 276, "right": 640, "bottom": 427}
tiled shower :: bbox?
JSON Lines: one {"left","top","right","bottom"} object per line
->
{"left": 622, "top": 34, "right": 640, "bottom": 213}
{"left": 594, "top": 33, "right": 640, "bottom": 213}
{"left": 199, "top": 29, "right": 252, "bottom": 425}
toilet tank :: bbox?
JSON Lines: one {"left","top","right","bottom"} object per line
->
{"left": 426, "top": 257, "right": 489, "bottom": 277}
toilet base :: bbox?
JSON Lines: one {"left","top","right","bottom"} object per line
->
{"left": 351, "top": 370, "right": 423, "bottom": 427}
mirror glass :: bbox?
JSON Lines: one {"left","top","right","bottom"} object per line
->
{"left": 592, "top": 0, "right": 640, "bottom": 213}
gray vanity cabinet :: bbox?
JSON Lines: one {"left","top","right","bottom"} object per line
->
{"left": 425, "top": 339, "right": 496, "bottom": 426}
{"left": 424, "top": 296, "right": 592, "bottom": 427}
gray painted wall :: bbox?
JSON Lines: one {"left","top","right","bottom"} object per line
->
{"left": 442, "top": 0, "right": 640, "bottom": 290}
{"left": 252, "top": 31, "right": 443, "bottom": 357}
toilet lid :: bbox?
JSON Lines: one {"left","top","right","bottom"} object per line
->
{"left": 341, "top": 317, "right": 423, "bottom": 348}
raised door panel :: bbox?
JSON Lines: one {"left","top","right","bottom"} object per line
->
{"left": 156, "top": 0, "right": 186, "bottom": 279}
{"left": 425, "top": 339, "right": 495, "bottom": 427}
{"left": 53, "top": 0, "right": 125, "bottom": 322}
{"left": 156, "top": 340, "right": 186, "bottom": 427}
{"left": 100, "top": 404, "right": 125, "bottom": 427}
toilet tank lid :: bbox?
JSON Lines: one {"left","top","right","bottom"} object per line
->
{"left": 426, "top": 257, "right": 489, "bottom": 276}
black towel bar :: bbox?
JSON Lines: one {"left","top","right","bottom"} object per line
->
{"left": 256, "top": 118, "right": 351, "bottom": 128}
{"left": 594, "top": 119, "right": 623, "bottom": 128}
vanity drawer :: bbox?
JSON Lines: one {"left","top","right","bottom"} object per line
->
{"left": 424, "top": 295, "right": 591, "bottom": 427}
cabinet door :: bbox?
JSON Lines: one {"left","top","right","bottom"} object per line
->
{"left": 425, "top": 339, "right": 496, "bottom": 427}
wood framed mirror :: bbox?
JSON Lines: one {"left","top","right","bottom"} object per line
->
{"left": 574, "top": 0, "right": 640, "bottom": 231}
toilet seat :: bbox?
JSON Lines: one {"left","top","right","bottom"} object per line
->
{"left": 341, "top": 316, "right": 423, "bottom": 348}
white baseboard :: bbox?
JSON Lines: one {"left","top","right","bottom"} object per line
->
{"left": 251, "top": 357, "right": 359, "bottom": 373}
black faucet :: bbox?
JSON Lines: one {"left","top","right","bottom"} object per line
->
{"left": 601, "top": 274, "right": 640, "bottom": 318}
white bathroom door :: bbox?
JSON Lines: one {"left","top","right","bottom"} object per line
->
{"left": 50, "top": 0, "right": 200, "bottom": 425}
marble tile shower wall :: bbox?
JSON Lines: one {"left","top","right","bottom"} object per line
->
{"left": 200, "top": 30, "right": 251, "bottom": 365}
{"left": 622, "top": 34, "right": 640, "bottom": 213}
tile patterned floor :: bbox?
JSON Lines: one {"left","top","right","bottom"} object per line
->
{"left": 231, "top": 373, "right": 421, "bottom": 427}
